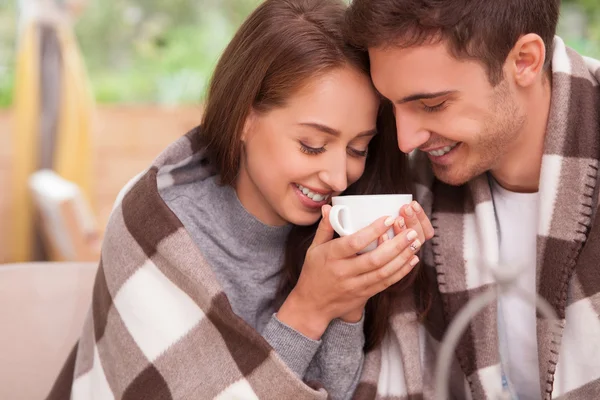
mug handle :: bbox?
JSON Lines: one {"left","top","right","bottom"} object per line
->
{"left": 329, "top": 205, "right": 352, "bottom": 236}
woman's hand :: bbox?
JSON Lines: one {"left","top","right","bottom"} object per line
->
{"left": 277, "top": 205, "right": 423, "bottom": 339}
{"left": 398, "top": 201, "right": 435, "bottom": 242}
{"left": 337, "top": 201, "right": 434, "bottom": 322}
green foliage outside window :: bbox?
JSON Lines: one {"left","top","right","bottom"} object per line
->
{"left": 0, "top": 0, "right": 598, "bottom": 108}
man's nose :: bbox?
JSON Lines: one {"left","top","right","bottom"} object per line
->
{"left": 395, "top": 110, "right": 430, "bottom": 154}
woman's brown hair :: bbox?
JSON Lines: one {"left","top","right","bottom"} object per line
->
{"left": 201, "top": 0, "right": 369, "bottom": 184}
{"left": 200, "top": 0, "right": 425, "bottom": 352}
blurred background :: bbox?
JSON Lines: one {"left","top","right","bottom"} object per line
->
{"left": 0, "top": 0, "right": 598, "bottom": 264}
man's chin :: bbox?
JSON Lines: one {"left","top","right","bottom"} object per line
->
{"left": 431, "top": 165, "right": 472, "bottom": 187}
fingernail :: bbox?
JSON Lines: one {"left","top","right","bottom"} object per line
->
{"left": 397, "top": 218, "right": 406, "bottom": 229}
{"left": 412, "top": 202, "right": 422, "bottom": 214}
{"left": 410, "top": 256, "right": 419, "bottom": 266}
{"left": 406, "top": 230, "right": 418, "bottom": 241}
{"left": 381, "top": 233, "right": 389, "bottom": 242}
{"left": 409, "top": 239, "right": 421, "bottom": 252}
{"left": 405, "top": 206, "right": 414, "bottom": 217}
{"left": 384, "top": 216, "right": 395, "bottom": 226}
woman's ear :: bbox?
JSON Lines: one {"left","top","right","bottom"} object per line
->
{"left": 241, "top": 109, "right": 257, "bottom": 143}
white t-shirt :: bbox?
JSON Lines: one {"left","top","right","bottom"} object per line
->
{"left": 491, "top": 178, "right": 541, "bottom": 400}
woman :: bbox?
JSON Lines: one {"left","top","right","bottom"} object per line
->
{"left": 48, "top": 1, "right": 433, "bottom": 399}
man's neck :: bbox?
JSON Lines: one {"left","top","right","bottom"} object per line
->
{"left": 492, "top": 78, "right": 552, "bottom": 193}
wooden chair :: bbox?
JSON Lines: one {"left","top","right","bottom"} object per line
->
{"left": 28, "top": 169, "right": 101, "bottom": 262}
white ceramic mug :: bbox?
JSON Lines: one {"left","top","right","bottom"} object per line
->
{"left": 329, "top": 194, "right": 413, "bottom": 253}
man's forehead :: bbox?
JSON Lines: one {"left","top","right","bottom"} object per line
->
{"left": 369, "top": 42, "right": 457, "bottom": 70}
{"left": 368, "top": 43, "right": 486, "bottom": 98}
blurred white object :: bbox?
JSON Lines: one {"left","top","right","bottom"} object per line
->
{"left": 28, "top": 169, "right": 99, "bottom": 261}
{"left": 19, "top": 0, "right": 64, "bottom": 26}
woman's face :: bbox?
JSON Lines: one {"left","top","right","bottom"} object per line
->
{"left": 236, "top": 66, "right": 380, "bottom": 226}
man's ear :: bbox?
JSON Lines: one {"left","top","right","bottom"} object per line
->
{"left": 505, "top": 33, "right": 546, "bottom": 88}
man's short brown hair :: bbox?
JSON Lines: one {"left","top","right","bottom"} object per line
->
{"left": 345, "top": 0, "right": 560, "bottom": 85}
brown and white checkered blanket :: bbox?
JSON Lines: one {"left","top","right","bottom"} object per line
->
{"left": 406, "top": 37, "right": 600, "bottom": 399}
{"left": 46, "top": 131, "right": 424, "bottom": 398}
{"left": 48, "top": 37, "right": 600, "bottom": 400}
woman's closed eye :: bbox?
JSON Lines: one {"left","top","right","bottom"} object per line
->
{"left": 300, "top": 142, "right": 326, "bottom": 155}
{"left": 347, "top": 147, "right": 368, "bottom": 158}
{"left": 300, "top": 141, "right": 367, "bottom": 158}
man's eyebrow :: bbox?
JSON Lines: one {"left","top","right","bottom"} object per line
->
{"left": 396, "top": 90, "right": 457, "bottom": 104}
{"left": 298, "top": 122, "right": 377, "bottom": 138}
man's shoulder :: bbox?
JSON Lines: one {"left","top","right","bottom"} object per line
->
{"left": 552, "top": 36, "right": 600, "bottom": 85}
{"left": 583, "top": 54, "right": 600, "bottom": 85}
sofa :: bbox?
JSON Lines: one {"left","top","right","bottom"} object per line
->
{"left": 0, "top": 262, "right": 97, "bottom": 399}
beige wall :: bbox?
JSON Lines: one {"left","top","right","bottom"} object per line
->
{"left": 0, "top": 106, "right": 202, "bottom": 263}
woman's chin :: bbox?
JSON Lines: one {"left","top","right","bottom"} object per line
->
{"left": 284, "top": 209, "right": 322, "bottom": 227}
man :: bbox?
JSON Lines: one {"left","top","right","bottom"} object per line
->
{"left": 346, "top": 0, "right": 600, "bottom": 399}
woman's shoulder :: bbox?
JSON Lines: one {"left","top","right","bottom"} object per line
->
{"left": 160, "top": 176, "right": 217, "bottom": 217}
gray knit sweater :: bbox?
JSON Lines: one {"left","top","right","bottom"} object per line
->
{"left": 160, "top": 176, "right": 364, "bottom": 400}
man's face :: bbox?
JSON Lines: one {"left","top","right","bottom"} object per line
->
{"left": 369, "top": 41, "right": 526, "bottom": 186}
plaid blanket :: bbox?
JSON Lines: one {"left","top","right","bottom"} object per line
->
{"left": 46, "top": 131, "right": 424, "bottom": 398}
{"left": 404, "top": 37, "right": 600, "bottom": 399}
{"left": 48, "top": 35, "right": 599, "bottom": 400}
